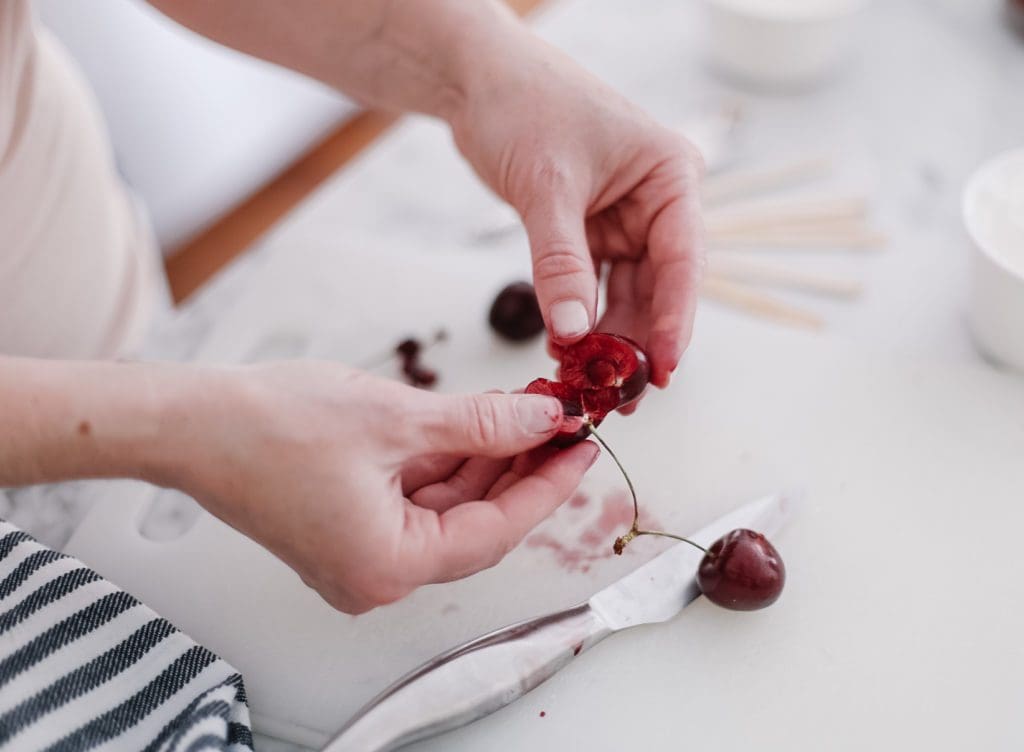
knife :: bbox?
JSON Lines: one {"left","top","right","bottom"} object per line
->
{"left": 322, "top": 492, "right": 794, "bottom": 752}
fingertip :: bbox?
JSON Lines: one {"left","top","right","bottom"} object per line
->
{"left": 563, "top": 438, "right": 600, "bottom": 472}
{"left": 548, "top": 299, "right": 593, "bottom": 341}
{"left": 515, "top": 394, "right": 564, "bottom": 436}
{"left": 646, "top": 328, "right": 686, "bottom": 389}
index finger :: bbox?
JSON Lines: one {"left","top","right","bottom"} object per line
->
{"left": 645, "top": 158, "right": 705, "bottom": 387}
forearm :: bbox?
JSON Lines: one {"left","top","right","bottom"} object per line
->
{"left": 0, "top": 357, "right": 204, "bottom": 488}
{"left": 148, "top": 0, "right": 532, "bottom": 122}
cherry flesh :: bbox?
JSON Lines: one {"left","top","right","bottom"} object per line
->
{"left": 696, "top": 529, "right": 785, "bottom": 611}
{"left": 559, "top": 333, "right": 649, "bottom": 408}
{"left": 525, "top": 333, "right": 650, "bottom": 446}
{"left": 489, "top": 282, "right": 545, "bottom": 342}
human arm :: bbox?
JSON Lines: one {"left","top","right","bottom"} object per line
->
{"left": 148, "top": 0, "right": 705, "bottom": 386}
{"left": 0, "top": 356, "right": 596, "bottom": 612}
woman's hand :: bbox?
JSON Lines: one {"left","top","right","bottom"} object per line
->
{"left": 451, "top": 33, "right": 705, "bottom": 389}
{"left": 161, "top": 363, "right": 599, "bottom": 614}
{"left": 150, "top": 1, "right": 701, "bottom": 383}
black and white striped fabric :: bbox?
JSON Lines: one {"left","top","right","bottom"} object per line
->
{"left": 0, "top": 520, "right": 253, "bottom": 751}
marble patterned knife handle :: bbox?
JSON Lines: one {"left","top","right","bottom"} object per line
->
{"left": 321, "top": 604, "right": 612, "bottom": 752}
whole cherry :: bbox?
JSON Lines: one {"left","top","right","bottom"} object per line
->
{"left": 489, "top": 282, "right": 545, "bottom": 342}
{"left": 696, "top": 529, "right": 785, "bottom": 610}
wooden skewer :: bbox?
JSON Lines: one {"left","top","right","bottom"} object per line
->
{"left": 708, "top": 217, "right": 871, "bottom": 240}
{"left": 703, "top": 156, "right": 833, "bottom": 206}
{"left": 708, "top": 229, "right": 887, "bottom": 250}
{"left": 708, "top": 254, "right": 863, "bottom": 298}
{"left": 705, "top": 197, "right": 868, "bottom": 234}
{"left": 702, "top": 276, "right": 824, "bottom": 330}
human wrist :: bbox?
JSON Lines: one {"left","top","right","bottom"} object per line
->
{"left": 429, "top": 0, "right": 534, "bottom": 124}
{"left": 136, "top": 363, "right": 241, "bottom": 492}
{"left": 0, "top": 358, "right": 207, "bottom": 487}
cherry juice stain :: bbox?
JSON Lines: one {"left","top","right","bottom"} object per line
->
{"left": 577, "top": 491, "right": 635, "bottom": 547}
{"left": 539, "top": 711, "right": 546, "bottom": 718}
{"left": 526, "top": 490, "right": 666, "bottom": 574}
{"left": 567, "top": 492, "right": 588, "bottom": 510}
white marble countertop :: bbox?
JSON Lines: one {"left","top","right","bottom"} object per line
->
{"left": 5, "top": 0, "right": 1024, "bottom": 748}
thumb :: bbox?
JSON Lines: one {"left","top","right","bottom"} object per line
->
{"left": 521, "top": 193, "right": 597, "bottom": 343}
{"left": 407, "top": 392, "right": 564, "bottom": 458}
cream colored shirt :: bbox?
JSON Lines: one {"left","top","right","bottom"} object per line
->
{"left": 0, "top": 0, "right": 164, "bottom": 359}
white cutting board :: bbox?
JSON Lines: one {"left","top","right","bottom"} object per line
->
{"left": 66, "top": 247, "right": 1024, "bottom": 750}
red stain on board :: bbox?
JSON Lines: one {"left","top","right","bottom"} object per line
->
{"left": 578, "top": 492, "right": 635, "bottom": 547}
{"left": 568, "top": 492, "right": 589, "bottom": 509}
{"left": 526, "top": 490, "right": 666, "bottom": 574}
{"left": 539, "top": 711, "right": 546, "bottom": 718}
{"left": 572, "top": 643, "right": 583, "bottom": 656}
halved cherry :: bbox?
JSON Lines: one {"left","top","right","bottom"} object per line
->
{"left": 525, "top": 378, "right": 606, "bottom": 447}
{"left": 559, "top": 333, "right": 650, "bottom": 409}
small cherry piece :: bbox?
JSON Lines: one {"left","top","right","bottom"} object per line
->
{"left": 405, "top": 364, "right": 438, "bottom": 388}
{"left": 559, "top": 333, "right": 650, "bottom": 408}
{"left": 395, "top": 338, "right": 420, "bottom": 361}
{"left": 525, "top": 378, "right": 604, "bottom": 447}
{"left": 489, "top": 282, "right": 546, "bottom": 342}
{"left": 696, "top": 529, "right": 785, "bottom": 611}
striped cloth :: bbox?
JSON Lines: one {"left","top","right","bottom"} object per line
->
{"left": 0, "top": 520, "right": 253, "bottom": 751}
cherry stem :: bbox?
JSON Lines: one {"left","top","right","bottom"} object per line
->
{"left": 584, "top": 422, "right": 639, "bottom": 530}
{"left": 359, "top": 328, "right": 448, "bottom": 371}
{"left": 633, "top": 530, "right": 709, "bottom": 555}
{"left": 586, "top": 422, "right": 709, "bottom": 556}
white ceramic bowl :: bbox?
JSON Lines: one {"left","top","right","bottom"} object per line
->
{"left": 963, "top": 147, "right": 1024, "bottom": 374}
{"left": 704, "top": 0, "right": 868, "bottom": 89}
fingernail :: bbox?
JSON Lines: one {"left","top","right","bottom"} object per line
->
{"left": 549, "top": 299, "right": 590, "bottom": 338}
{"left": 586, "top": 443, "right": 601, "bottom": 467}
{"left": 516, "top": 395, "right": 562, "bottom": 434}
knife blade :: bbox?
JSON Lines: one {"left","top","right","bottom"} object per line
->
{"left": 322, "top": 491, "right": 796, "bottom": 752}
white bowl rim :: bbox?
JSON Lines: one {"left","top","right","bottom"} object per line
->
{"left": 962, "top": 146, "right": 1024, "bottom": 283}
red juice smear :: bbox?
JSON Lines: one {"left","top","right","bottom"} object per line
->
{"left": 567, "top": 492, "right": 589, "bottom": 510}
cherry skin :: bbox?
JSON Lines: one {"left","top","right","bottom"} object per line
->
{"left": 696, "top": 529, "right": 785, "bottom": 611}
{"left": 489, "top": 282, "right": 545, "bottom": 342}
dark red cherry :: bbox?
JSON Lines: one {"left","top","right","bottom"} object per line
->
{"left": 525, "top": 378, "right": 606, "bottom": 447}
{"left": 489, "top": 282, "right": 546, "bottom": 342}
{"left": 696, "top": 529, "right": 785, "bottom": 611}
{"left": 559, "top": 333, "right": 650, "bottom": 408}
